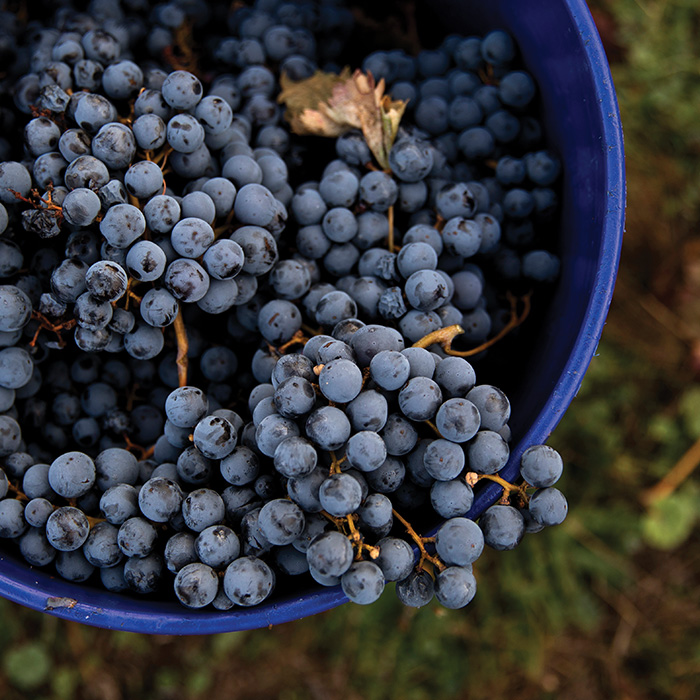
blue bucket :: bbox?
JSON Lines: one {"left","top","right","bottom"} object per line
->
{"left": 0, "top": 0, "right": 624, "bottom": 633}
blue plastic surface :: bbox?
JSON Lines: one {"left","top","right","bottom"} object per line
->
{"left": 0, "top": 0, "right": 624, "bottom": 634}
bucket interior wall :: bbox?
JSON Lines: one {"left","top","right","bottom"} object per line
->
{"left": 0, "top": 0, "right": 624, "bottom": 634}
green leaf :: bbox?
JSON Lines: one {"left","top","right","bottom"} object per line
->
{"left": 678, "top": 386, "right": 700, "bottom": 438}
{"left": 3, "top": 642, "right": 52, "bottom": 691}
{"left": 641, "top": 487, "right": 698, "bottom": 550}
{"left": 51, "top": 667, "right": 79, "bottom": 700}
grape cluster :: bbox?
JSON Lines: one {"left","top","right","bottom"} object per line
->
{"left": 0, "top": 0, "right": 567, "bottom": 614}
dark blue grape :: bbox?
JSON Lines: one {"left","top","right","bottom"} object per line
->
{"left": 435, "top": 566, "right": 477, "bottom": 609}
{"left": 341, "top": 561, "right": 385, "bottom": 605}
{"left": 305, "top": 406, "right": 351, "bottom": 451}
{"left": 83, "top": 522, "right": 122, "bottom": 568}
{"left": 430, "top": 479, "right": 474, "bottom": 518}
{"left": 398, "top": 376, "right": 442, "bottom": 421}
{"left": 520, "top": 444, "right": 563, "bottom": 488}
{"left": 195, "top": 525, "right": 241, "bottom": 568}
{"left": 48, "top": 451, "right": 95, "bottom": 498}
{"left": 528, "top": 488, "right": 568, "bottom": 526}
{"left": 395, "top": 569, "right": 434, "bottom": 607}
{"left": 223, "top": 556, "right": 275, "bottom": 606}
{"left": 100, "top": 484, "right": 139, "bottom": 526}
{"left": 174, "top": 562, "right": 219, "bottom": 608}
{"left": 319, "top": 473, "right": 362, "bottom": 517}
{"left": 124, "top": 553, "right": 163, "bottom": 594}
{"left": 46, "top": 506, "right": 89, "bottom": 551}
{"left": 436, "top": 517, "right": 484, "bottom": 565}
{"left": 466, "top": 385, "right": 511, "bottom": 431}
{"left": 480, "top": 505, "right": 525, "bottom": 550}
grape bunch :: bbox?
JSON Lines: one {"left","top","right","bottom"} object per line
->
{"left": 0, "top": 0, "right": 568, "bottom": 615}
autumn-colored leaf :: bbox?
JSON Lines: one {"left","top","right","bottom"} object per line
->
{"left": 278, "top": 68, "right": 351, "bottom": 135}
{"left": 278, "top": 69, "right": 407, "bottom": 170}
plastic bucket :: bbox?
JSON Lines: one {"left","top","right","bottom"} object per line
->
{"left": 0, "top": 0, "right": 624, "bottom": 633}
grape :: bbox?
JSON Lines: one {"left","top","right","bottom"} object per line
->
{"left": 46, "top": 506, "right": 89, "bottom": 551}
{"left": 364, "top": 456, "right": 405, "bottom": 493}
{"left": 269, "top": 259, "right": 312, "bottom": 299}
{"left": 195, "top": 525, "right": 241, "bottom": 568}
{"left": 100, "top": 204, "right": 146, "bottom": 249}
{"left": 257, "top": 299, "right": 301, "bottom": 344}
{"left": 124, "top": 553, "right": 164, "bottom": 594}
{"left": 164, "top": 259, "right": 210, "bottom": 302}
{"left": 62, "top": 188, "right": 102, "bottom": 227}
{"left": 162, "top": 70, "right": 203, "bottom": 110}
{"left": 24, "top": 498, "right": 53, "bottom": 528}
{"left": 138, "top": 477, "right": 183, "bottom": 523}
{"left": 346, "top": 431, "right": 387, "bottom": 473}
{"left": 0, "top": 416, "right": 21, "bottom": 456}
{"left": 379, "top": 413, "right": 417, "bottom": 457}
{"left": 396, "top": 569, "right": 434, "bottom": 607}
{"left": 144, "top": 195, "right": 181, "bottom": 234}
{"left": 100, "top": 484, "right": 139, "bottom": 526}
{"left": 47, "top": 451, "right": 96, "bottom": 498}
{"left": 165, "top": 386, "right": 209, "bottom": 428}
{"left": 193, "top": 415, "right": 237, "bottom": 459}
{"left": 519, "top": 444, "right": 563, "bottom": 487}
{"left": 83, "top": 522, "right": 123, "bottom": 568}
{"left": 223, "top": 556, "right": 275, "bottom": 606}
{"left": 182, "top": 488, "right": 225, "bottom": 533}
{"left": 319, "top": 473, "right": 363, "bottom": 517}
{"left": 174, "top": 562, "right": 219, "bottom": 608}
{"left": 341, "top": 561, "right": 385, "bottom": 605}
{"left": 273, "top": 376, "right": 316, "bottom": 419}
{"left": 256, "top": 414, "right": 300, "bottom": 457}
{"left": 19, "top": 528, "right": 56, "bottom": 566}
{"left": 398, "top": 376, "right": 442, "bottom": 421}
{"left": 231, "top": 225, "right": 279, "bottom": 276}
{"left": 0, "top": 497, "right": 27, "bottom": 539}
{"left": 305, "top": 406, "right": 351, "bottom": 451}
{"left": 0, "top": 286, "right": 32, "bottom": 332}
{"left": 315, "top": 291, "right": 357, "bottom": 328}
{"left": 396, "top": 242, "right": 438, "bottom": 279}
{"left": 466, "top": 385, "right": 511, "bottom": 431}
{"left": 528, "top": 488, "right": 568, "bottom": 526}
{"left": 306, "top": 530, "right": 353, "bottom": 578}
{"left": 0, "top": 161, "right": 32, "bottom": 202}
{"left": 165, "top": 532, "right": 198, "bottom": 574}
{"left": 124, "top": 161, "right": 164, "bottom": 199}
{"left": 436, "top": 517, "right": 484, "bottom": 566}
{"left": 435, "top": 398, "right": 481, "bottom": 443}
{"left": 258, "top": 498, "right": 305, "bottom": 545}
{"left": 318, "top": 359, "right": 363, "bottom": 403}
{"left": 435, "top": 566, "right": 477, "bottom": 609}
{"left": 480, "top": 505, "right": 525, "bottom": 550}
{"left": 0, "top": 14, "right": 568, "bottom": 618}
{"left": 126, "top": 241, "right": 167, "bottom": 282}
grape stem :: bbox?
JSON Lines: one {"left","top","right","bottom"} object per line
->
{"left": 277, "top": 330, "right": 309, "bottom": 353}
{"left": 424, "top": 420, "right": 443, "bottom": 438}
{"left": 641, "top": 434, "right": 700, "bottom": 505}
{"left": 174, "top": 305, "right": 189, "bottom": 387}
{"left": 391, "top": 508, "right": 445, "bottom": 572}
{"left": 121, "top": 433, "right": 155, "bottom": 460}
{"left": 387, "top": 204, "right": 397, "bottom": 252}
{"left": 411, "top": 291, "right": 532, "bottom": 356}
{"left": 475, "top": 474, "right": 530, "bottom": 505}
{"left": 6, "top": 482, "right": 28, "bottom": 502}
{"left": 328, "top": 451, "right": 347, "bottom": 474}
{"left": 28, "top": 311, "right": 77, "bottom": 349}
{"left": 162, "top": 21, "right": 197, "bottom": 73}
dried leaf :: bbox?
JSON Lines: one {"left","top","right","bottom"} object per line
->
{"left": 278, "top": 69, "right": 408, "bottom": 170}
{"left": 278, "top": 69, "right": 351, "bottom": 136}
